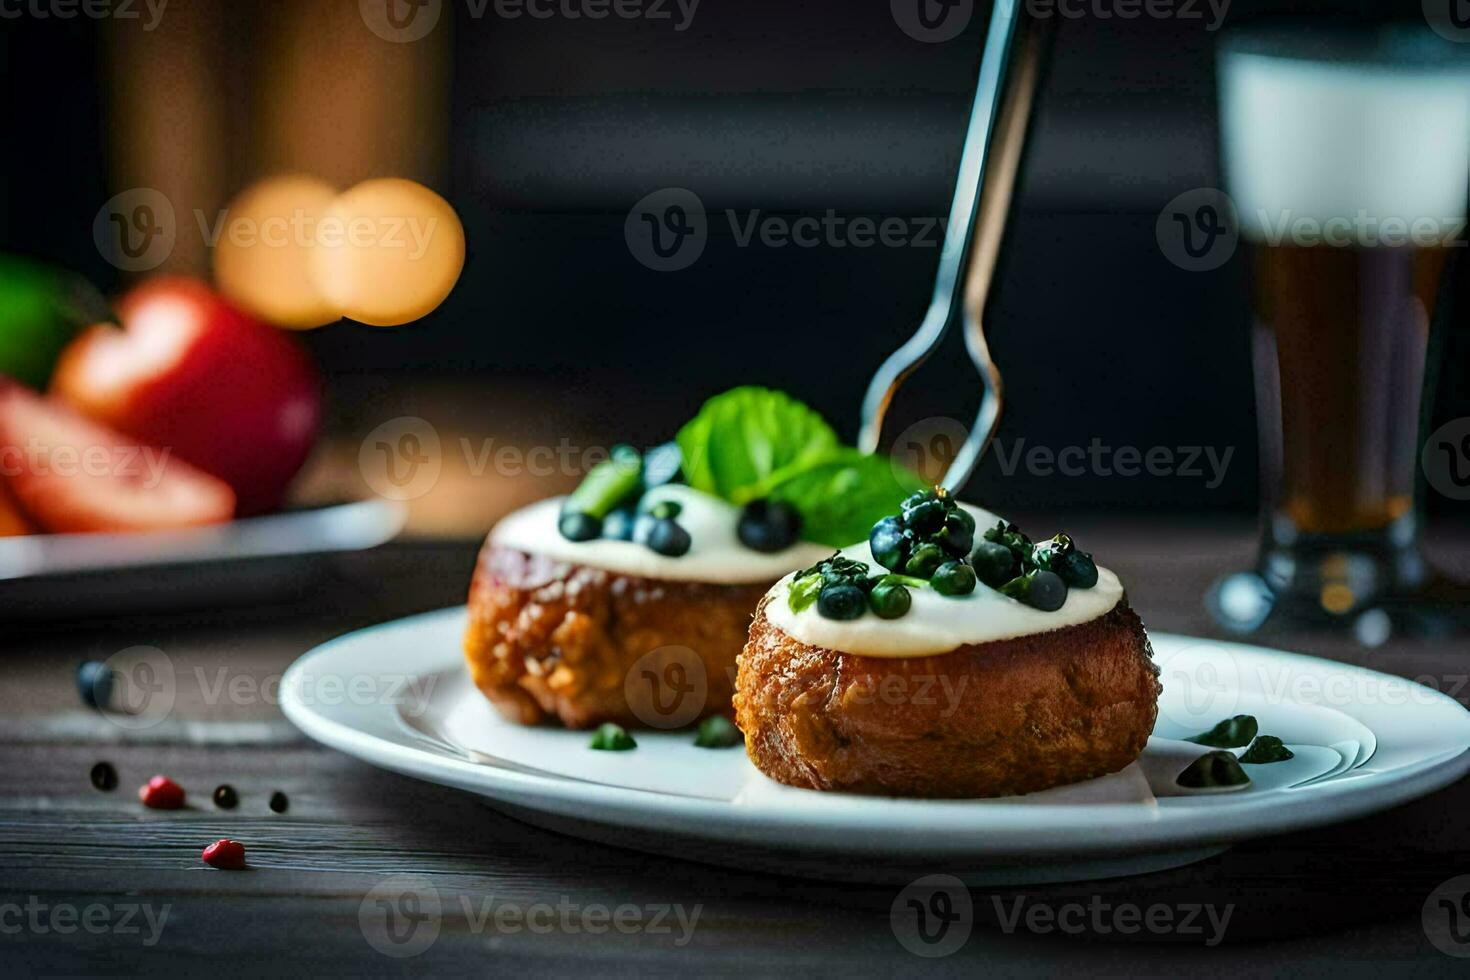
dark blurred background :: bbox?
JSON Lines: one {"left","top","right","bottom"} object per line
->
{"left": 2, "top": 0, "right": 1466, "bottom": 526}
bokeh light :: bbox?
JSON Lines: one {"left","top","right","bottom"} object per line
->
{"left": 214, "top": 174, "right": 341, "bottom": 330}
{"left": 307, "top": 178, "right": 465, "bottom": 328}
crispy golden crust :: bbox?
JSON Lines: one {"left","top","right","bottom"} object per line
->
{"left": 463, "top": 541, "right": 769, "bottom": 729}
{"left": 733, "top": 596, "right": 1160, "bottom": 798}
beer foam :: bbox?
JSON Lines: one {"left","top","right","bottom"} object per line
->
{"left": 1219, "top": 48, "right": 1470, "bottom": 244}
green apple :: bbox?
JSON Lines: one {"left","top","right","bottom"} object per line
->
{"left": 0, "top": 255, "right": 109, "bottom": 387}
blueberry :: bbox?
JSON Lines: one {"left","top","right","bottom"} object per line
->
{"left": 738, "top": 500, "right": 802, "bottom": 553}
{"left": 558, "top": 510, "right": 602, "bottom": 542}
{"left": 904, "top": 542, "right": 946, "bottom": 579}
{"left": 1056, "top": 550, "right": 1099, "bottom": 588}
{"left": 820, "top": 556, "right": 871, "bottom": 588}
{"left": 646, "top": 518, "right": 692, "bottom": 557}
{"left": 1030, "top": 570, "right": 1067, "bottom": 611}
{"left": 900, "top": 490, "right": 933, "bottom": 513}
{"left": 902, "top": 497, "right": 946, "bottom": 535}
{"left": 951, "top": 507, "right": 976, "bottom": 534}
{"left": 602, "top": 508, "right": 637, "bottom": 540}
{"left": 632, "top": 513, "right": 659, "bottom": 545}
{"left": 817, "top": 584, "right": 867, "bottom": 620}
{"left": 269, "top": 791, "right": 290, "bottom": 813}
{"left": 867, "top": 581, "right": 912, "bottom": 619}
{"left": 937, "top": 512, "right": 974, "bottom": 558}
{"left": 868, "top": 516, "right": 907, "bottom": 571}
{"left": 213, "top": 784, "right": 239, "bottom": 809}
{"left": 641, "top": 442, "right": 682, "bottom": 488}
{"left": 76, "top": 661, "right": 114, "bottom": 710}
{"left": 931, "top": 561, "right": 977, "bottom": 597}
{"left": 1002, "top": 569, "right": 1067, "bottom": 611}
{"left": 969, "top": 540, "right": 1018, "bottom": 588}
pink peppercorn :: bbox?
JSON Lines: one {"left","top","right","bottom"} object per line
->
{"left": 138, "top": 775, "right": 185, "bottom": 810}
{"left": 201, "top": 839, "right": 247, "bottom": 870}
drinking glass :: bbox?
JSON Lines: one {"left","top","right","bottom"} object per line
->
{"left": 1209, "top": 26, "right": 1470, "bottom": 638}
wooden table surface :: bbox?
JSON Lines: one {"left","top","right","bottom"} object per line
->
{"left": 4, "top": 516, "right": 1470, "bottom": 976}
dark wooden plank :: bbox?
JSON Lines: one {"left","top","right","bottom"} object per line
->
{"left": 4, "top": 526, "right": 1470, "bottom": 975}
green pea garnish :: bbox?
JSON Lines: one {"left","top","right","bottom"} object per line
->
{"left": 589, "top": 723, "right": 637, "bottom": 751}
{"left": 693, "top": 715, "right": 742, "bottom": 749}
{"left": 931, "top": 561, "right": 976, "bottom": 597}
{"left": 868, "top": 580, "right": 912, "bottom": 619}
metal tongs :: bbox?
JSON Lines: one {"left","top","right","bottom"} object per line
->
{"left": 859, "top": 0, "right": 1052, "bottom": 494}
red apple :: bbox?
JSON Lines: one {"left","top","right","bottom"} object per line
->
{"left": 0, "top": 380, "right": 235, "bottom": 534}
{"left": 51, "top": 278, "right": 321, "bottom": 515}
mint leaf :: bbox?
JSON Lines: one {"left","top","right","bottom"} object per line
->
{"left": 788, "top": 573, "right": 823, "bottom": 613}
{"left": 676, "top": 387, "right": 839, "bottom": 504}
{"left": 766, "top": 448, "right": 926, "bottom": 547}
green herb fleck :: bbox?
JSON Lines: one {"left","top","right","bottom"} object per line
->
{"left": 1184, "top": 714, "right": 1259, "bottom": 749}
{"left": 874, "top": 573, "right": 928, "bottom": 590}
{"left": 1176, "top": 750, "right": 1251, "bottom": 789}
{"left": 788, "top": 573, "right": 824, "bottom": 613}
{"left": 1238, "top": 735, "right": 1294, "bottom": 764}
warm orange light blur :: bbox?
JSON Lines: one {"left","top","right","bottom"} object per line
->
{"left": 308, "top": 179, "right": 465, "bottom": 327}
{"left": 214, "top": 175, "right": 341, "bottom": 330}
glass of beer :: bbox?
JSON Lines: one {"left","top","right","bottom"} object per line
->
{"left": 1211, "top": 27, "right": 1470, "bottom": 636}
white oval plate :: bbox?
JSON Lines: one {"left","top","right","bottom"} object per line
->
{"left": 282, "top": 607, "right": 1470, "bottom": 884}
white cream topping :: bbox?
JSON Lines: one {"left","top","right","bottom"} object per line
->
{"left": 490, "top": 485, "right": 832, "bottom": 585}
{"left": 763, "top": 504, "right": 1125, "bottom": 658}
